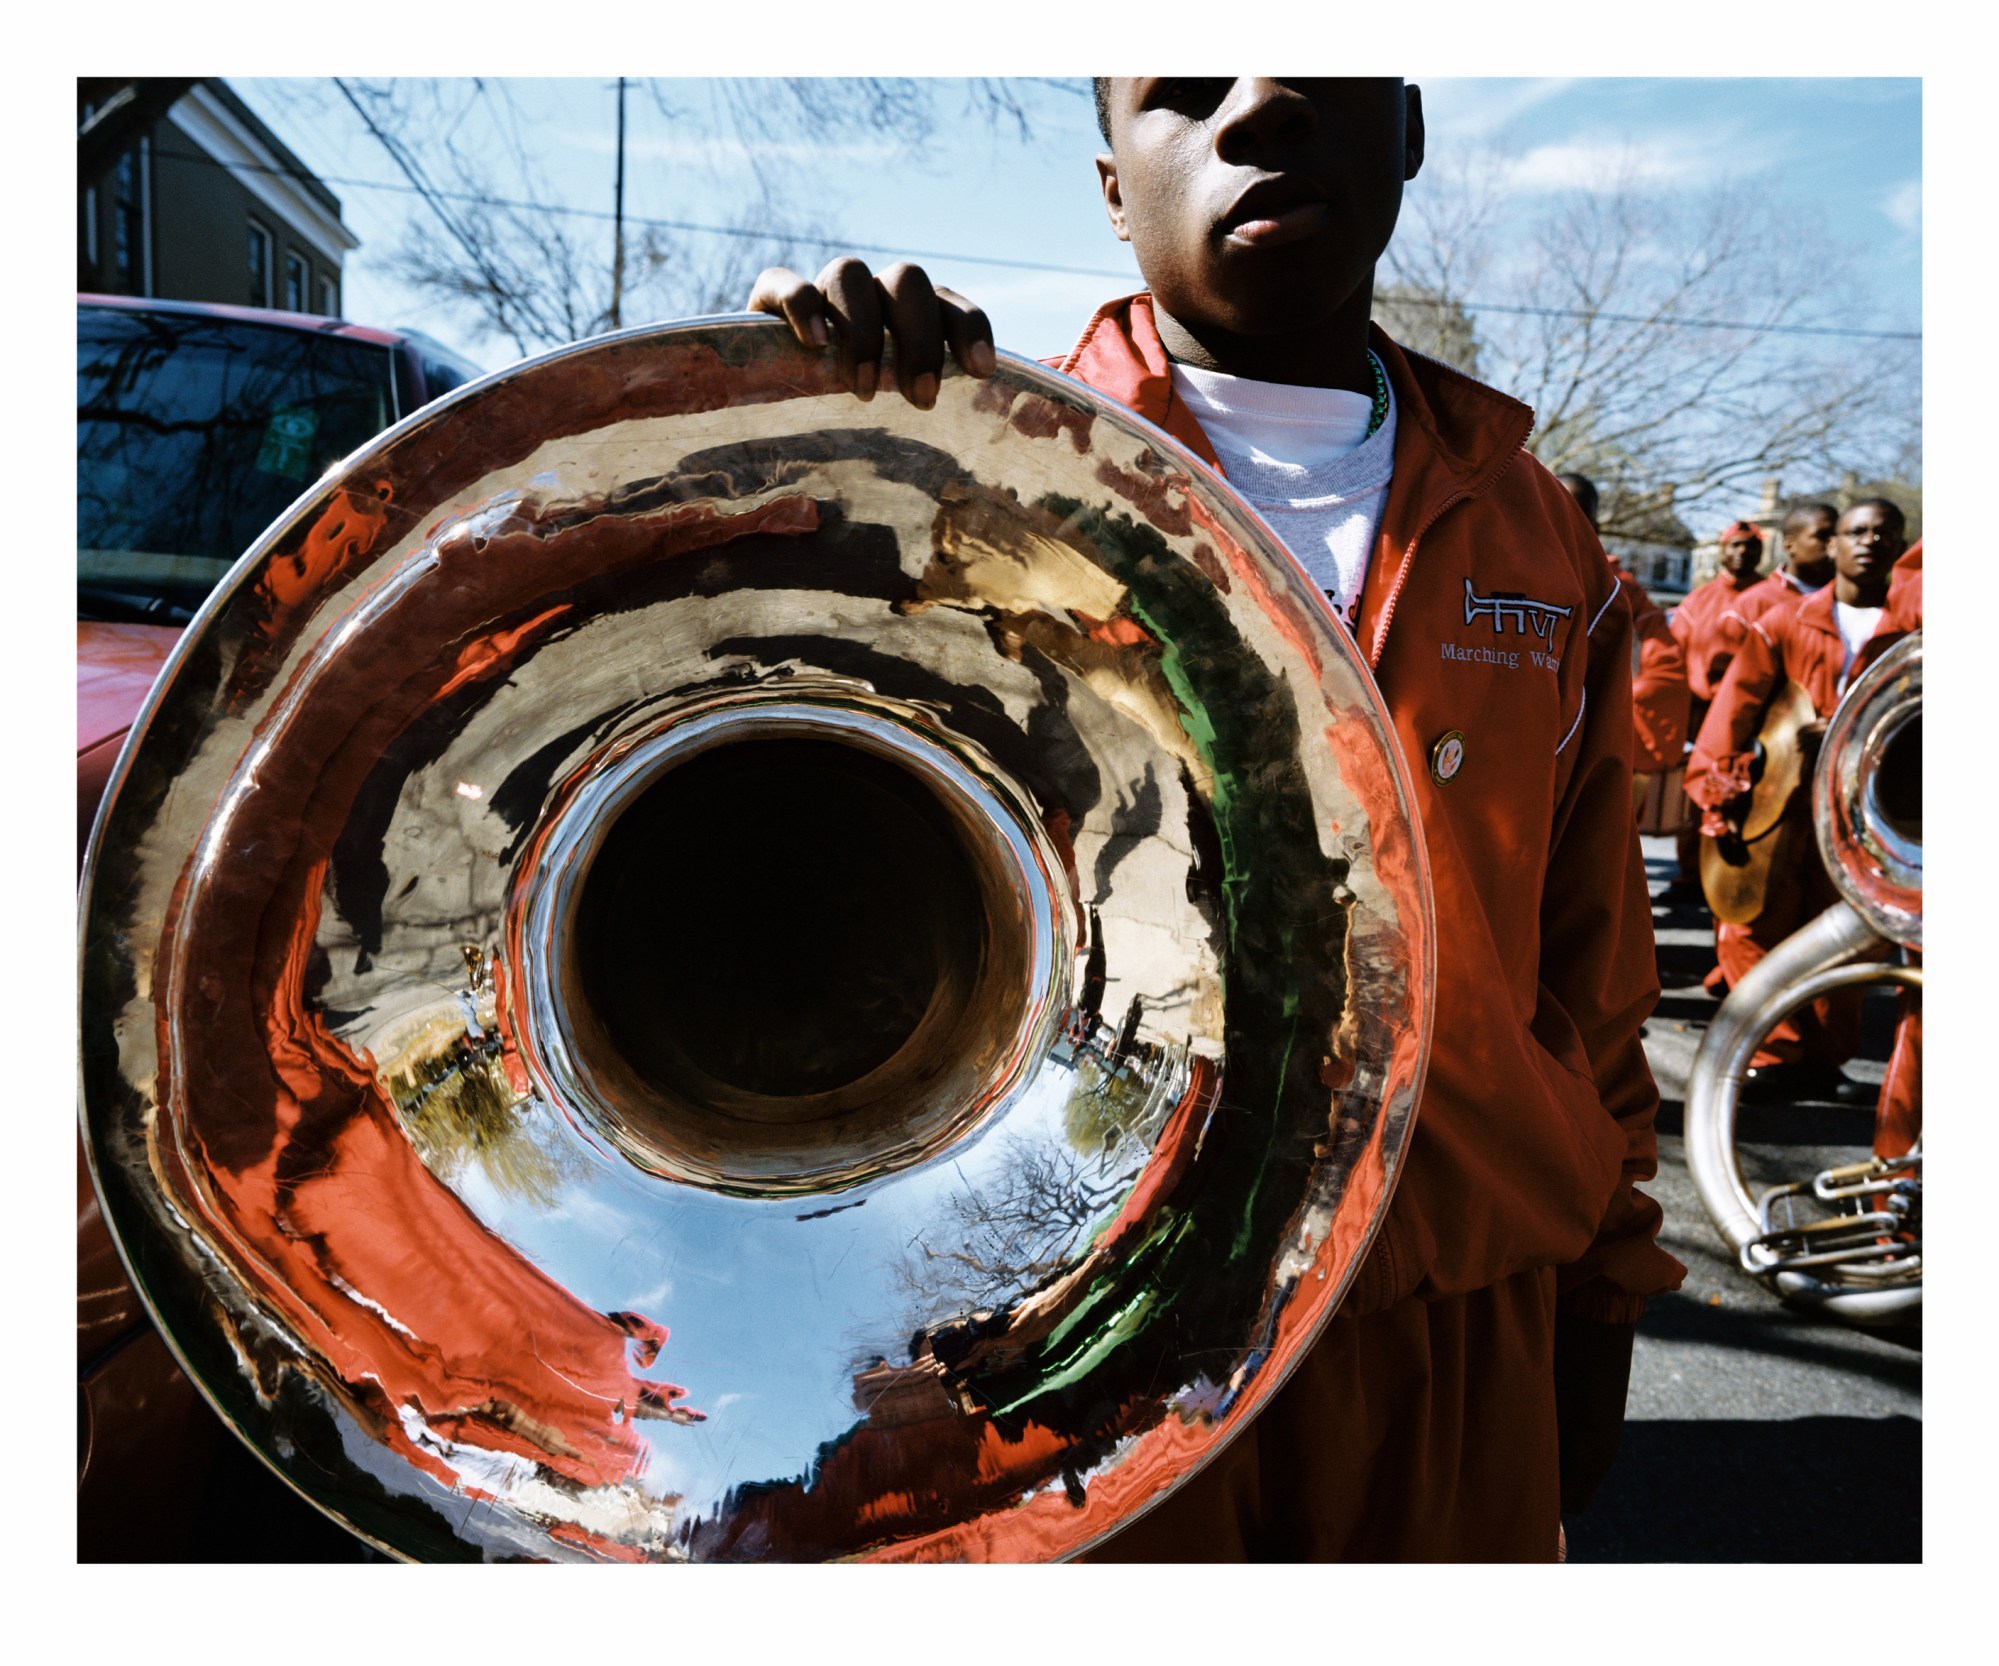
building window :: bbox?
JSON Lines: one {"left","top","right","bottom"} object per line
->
{"left": 80, "top": 99, "right": 99, "bottom": 274}
{"left": 113, "top": 144, "right": 148, "bottom": 295}
{"left": 248, "top": 220, "right": 272, "bottom": 308}
{"left": 285, "top": 251, "right": 308, "bottom": 313}
{"left": 319, "top": 274, "right": 339, "bottom": 318}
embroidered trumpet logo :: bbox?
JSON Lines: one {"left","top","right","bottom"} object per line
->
{"left": 1463, "top": 578, "right": 1572, "bottom": 647}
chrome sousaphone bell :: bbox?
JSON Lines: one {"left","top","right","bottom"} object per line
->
{"left": 79, "top": 318, "right": 1434, "bottom": 1561}
{"left": 1686, "top": 632, "right": 1922, "bottom": 1324}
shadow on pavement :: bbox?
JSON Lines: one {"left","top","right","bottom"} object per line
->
{"left": 1656, "top": 943, "right": 1720, "bottom": 991}
{"left": 1639, "top": 1290, "right": 1921, "bottom": 1387}
{"left": 1566, "top": 1415, "right": 1920, "bottom": 1561}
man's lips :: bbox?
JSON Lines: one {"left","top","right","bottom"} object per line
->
{"left": 1224, "top": 200, "right": 1329, "bottom": 247}
{"left": 1220, "top": 179, "right": 1329, "bottom": 247}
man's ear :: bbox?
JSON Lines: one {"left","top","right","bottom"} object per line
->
{"left": 1403, "top": 84, "right": 1426, "bottom": 183}
{"left": 1097, "top": 153, "right": 1131, "bottom": 242}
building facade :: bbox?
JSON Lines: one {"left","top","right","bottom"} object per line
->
{"left": 79, "top": 80, "right": 358, "bottom": 316}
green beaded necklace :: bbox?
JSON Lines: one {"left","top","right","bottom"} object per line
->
{"left": 1365, "top": 350, "right": 1390, "bottom": 439}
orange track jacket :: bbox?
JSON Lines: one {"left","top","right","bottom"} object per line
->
{"left": 1611, "top": 559, "right": 1690, "bottom": 772}
{"left": 1712, "top": 567, "right": 1819, "bottom": 679}
{"left": 1686, "top": 579, "right": 1923, "bottom": 810}
{"left": 1669, "top": 568, "right": 1762, "bottom": 703}
{"left": 1059, "top": 296, "right": 1684, "bottom": 1560}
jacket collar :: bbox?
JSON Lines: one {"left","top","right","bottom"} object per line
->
{"left": 1054, "top": 293, "right": 1219, "bottom": 465}
{"left": 1802, "top": 580, "right": 1907, "bottom": 639}
{"left": 1056, "top": 293, "right": 1533, "bottom": 510}
{"left": 1056, "top": 293, "right": 1536, "bottom": 668}
{"left": 1795, "top": 583, "right": 1839, "bottom": 636}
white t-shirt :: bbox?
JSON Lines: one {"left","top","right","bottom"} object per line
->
{"left": 1169, "top": 357, "right": 1396, "bottom": 632}
{"left": 1834, "top": 600, "right": 1883, "bottom": 691}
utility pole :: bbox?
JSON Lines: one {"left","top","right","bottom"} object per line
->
{"left": 610, "top": 76, "right": 627, "bottom": 331}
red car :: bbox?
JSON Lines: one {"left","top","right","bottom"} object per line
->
{"left": 77, "top": 294, "right": 480, "bottom": 1559}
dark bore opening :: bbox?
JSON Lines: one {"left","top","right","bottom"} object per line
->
{"left": 1872, "top": 711, "right": 1922, "bottom": 843}
{"left": 574, "top": 737, "right": 988, "bottom": 1105}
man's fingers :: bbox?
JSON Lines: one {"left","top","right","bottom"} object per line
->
{"left": 752, "top": 257, "right": 995, "bottom": 407}
{"left": 878, "top": 262, "right": 945, "bottom": 408}
{"left": 745, "top": 268, "right": 829, "bottom": 349}
{"left": 816, "top": 257, "right": 884, "bottom": 399}
{"left": 937, "top": 287, "right": 997, "bottom": 378}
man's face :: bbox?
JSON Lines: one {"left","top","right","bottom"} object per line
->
{"left": 1783, "top": 512, "right": 1836, "bottom": 574}
{"left": 1720, "top": 535, "right": 1762, "bottom": 579}
{"left": 1097, "top": 79, "right": 1424, "bottom": 338}
{"left": 1832, "top": 504, "right": 1905, "bottom": 592}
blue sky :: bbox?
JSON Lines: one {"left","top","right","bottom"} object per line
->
{"left": 232, "top": 77, "right": 1920, "bottom": 370}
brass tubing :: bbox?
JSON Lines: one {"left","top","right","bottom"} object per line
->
{"left": 1685, "top": 899, "right": 1923, "bottom": 1322}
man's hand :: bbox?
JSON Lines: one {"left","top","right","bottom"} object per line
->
{"left": 747, "top": 259, "right": 996, "bottom": 408}
{"left": 1700, "top": 804, "right": 1749, "bottom": 865}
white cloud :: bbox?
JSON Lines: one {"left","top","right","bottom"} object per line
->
{"left": 626, "top": 1273, "right": 677, "bottom": 1314}
{"left": 1883, "top": 180, "right": 1922, "bottom": 232}
{"left": 1501, "top": 139, "right": 1696, "bottom": 193}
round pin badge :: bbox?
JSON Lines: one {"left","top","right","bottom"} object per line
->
{"left": 1430, "top": 730, "right": 1466, "bottom": 784}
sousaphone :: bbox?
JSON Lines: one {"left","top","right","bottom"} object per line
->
{"left": 79, "top": 318, "right": 1433, "bottom": 1562}
{"left": 1686, "top": 633, "right": 1921, "bottom": 1323}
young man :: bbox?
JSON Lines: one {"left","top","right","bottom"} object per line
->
{"left": 1663, "top": 521, "right": 1767, "bottom": 902}
{"left": 750, "top": 77, "right": 1683, "bottom": 1561}
{"left": 1684, "top": 499, "right": 1921, "bottom": 1097}
{"left": 1672, "top": 523, "right": 1768, "bottom": 704}
{"left": 1715, "top": 501, "right": 1838, "bottom": 664}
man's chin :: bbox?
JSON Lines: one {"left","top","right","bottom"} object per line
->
{"left": 1207, "top": 284, "right": 1368, "bottom": 341}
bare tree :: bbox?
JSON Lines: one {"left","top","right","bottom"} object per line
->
{"left": 885, "top": 1041, "right": 1172, "bottom": 1336}
{"left": 892, "top": 1132, "right": 1128, "bottom": 1322}
{"left": 1380, "top": 142, "right": 1921, "bottom": 539}
{"left": 323, "top": 79, "right": 1039, "bottom": 362}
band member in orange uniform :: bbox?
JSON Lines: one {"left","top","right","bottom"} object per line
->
{"left": 1671, "top": 521, "right": 1766, "bottom": 708}
{"left": 751, "top": 76, "right": 1684, "bottom": 1561}
{"left": 1722, "top": 501, "right": 1836, "bottom": 646}
{"left": 1558, "top": 473, "right": 1690, "bottom": 781}
{"left": 1684, "top": 499, "right": 1920, "bottom": 1099}
{"left": 1665, "top": 521, "right": 1766, "bottom": 900}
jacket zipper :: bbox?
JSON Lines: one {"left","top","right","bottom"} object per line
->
{"left": 1367, "top": 431, "right": 1530, "bottom": 673}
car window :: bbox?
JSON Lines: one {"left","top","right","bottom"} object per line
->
{"left": 421, "top": 351, "right": 473, "bottom": 399}
{"left": 78, "top": 305, "right": 399, "bottom": 624}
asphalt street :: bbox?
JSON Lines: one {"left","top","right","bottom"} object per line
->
{"left": 1562, "top": 836, "right": 1921, "bottom": 1563}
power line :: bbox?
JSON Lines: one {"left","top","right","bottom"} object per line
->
{"left": 332, "top": 79, "right": 541, "bottom": 346}
{"left": 162, "top": 145, "right": 1923, "bottom": 343}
